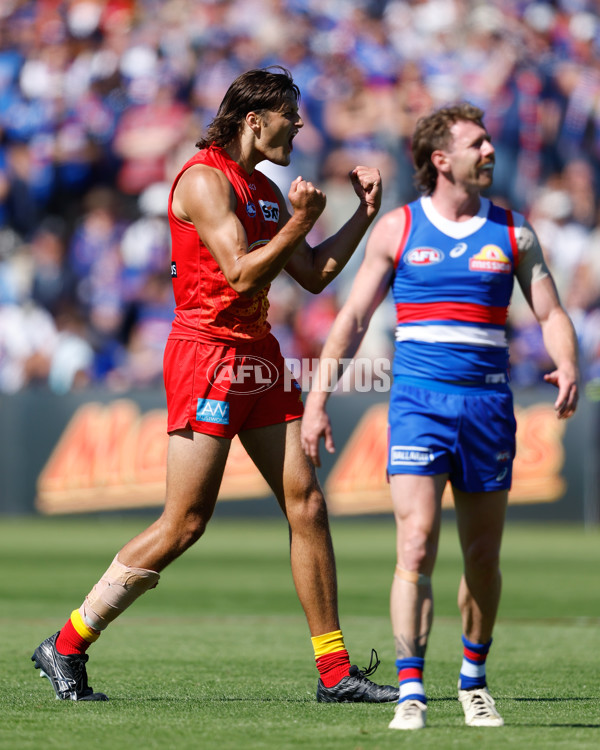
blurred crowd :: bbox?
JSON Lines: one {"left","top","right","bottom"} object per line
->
{"left": 1, "top": 0, "right": 600, "bottom": 395}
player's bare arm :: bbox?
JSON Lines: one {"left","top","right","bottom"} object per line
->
{"left": 281, "top": 166, "right": 382, "bottom": 293}
{"left": 515, "top": 221, "right": 579, "bottom": 419}
{"left": 301, "top": 208, "right": 400, "bottom": 466}
{"left": 172, "top": 163, "right": 325, "bottom": 296}
{"left": 524, "top": 274, "right": 579, "bottom": 419}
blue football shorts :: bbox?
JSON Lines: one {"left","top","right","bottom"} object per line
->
{"left": 387, "top": 380, "right": 517, "bottom": 492}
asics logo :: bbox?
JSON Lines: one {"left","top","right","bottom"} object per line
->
{"left": 450, "top": 242, "right": 468, "bottom": 258}
{"left": 49, "top": 651, "right": 76, "bottom": 694}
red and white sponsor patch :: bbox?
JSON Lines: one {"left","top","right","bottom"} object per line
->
{"left": 469, "top": 244, "right": 511, "bottom": 273}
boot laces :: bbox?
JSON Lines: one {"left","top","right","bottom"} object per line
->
{"left": 468, "top": 689, "right": 498, "bottom": 717}
{"left": 357, "top": 648, "right": 381, "bottom": 679}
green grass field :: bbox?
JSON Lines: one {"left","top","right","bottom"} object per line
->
{"left": 1, "top": 515, "right": 598, "bottom": 750}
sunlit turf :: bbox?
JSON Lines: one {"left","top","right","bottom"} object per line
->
{"left": 1, "top": 516, "right": 598, "bottom": 749}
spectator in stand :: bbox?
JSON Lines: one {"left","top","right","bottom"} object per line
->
{"left": 527, "top": 183, "right": 589, "bottom": 303}
{"left": 106, "top": 270, "right": 174, "bottom": 390}
{"left": 3, "top": 142, "right": 53, "bottom": 240}
{"left": 112, "top": 75, "right": 191, "bottom": 195}
{"left": 119, "top": 182, "right": 172, "bottom": 300}
{"left": 0, "top": 299, "right": 57, "bottom": 393}
{"left": 67, "top": 186, "right": 128, "bottom": 381}
{"left": 48, "top": 303, "right": 94, "bottom": 394}
{"left": 1, "top": 0, "right": 600, "bottom": 391}
{"left": 30, "top": 217, "right": 77, "bottom": 316}
{"left": 0, "top": 147, "right": 9, "bottom": 228}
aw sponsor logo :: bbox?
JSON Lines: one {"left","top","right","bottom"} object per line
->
{"left": 196, "top": 398, "right": 230, "bottom": 425}
{"left": 207, "top": 355, "right": 279, "bottom": 395}
{"left": 405, "top": 247, "right": 444, "bottom": 266}
{"left": 469, "top": 244, "right": 511, "bottom": 273}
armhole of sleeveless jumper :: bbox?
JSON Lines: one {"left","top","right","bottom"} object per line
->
{"left": 393, "top": 204, "right": 412, "bottom": 269}
{"left": 505, "top": 208, "right": 519, "bottom": 268}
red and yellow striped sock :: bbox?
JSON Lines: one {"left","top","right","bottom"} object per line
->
{"left": 312, "top": 629, "right": 351, "bottom": 688}
{"left": 55, "top": 610, "right": 101, "bottom": 655}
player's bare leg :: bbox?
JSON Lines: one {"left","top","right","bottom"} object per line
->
{"left": 453, "top": 487, "right": 507, "bottom": 727}
{"left": 390, "top": 474, "right": 447, "bottom": 658}
{"left": 453, "top": 488, "right": 507, "bottom": 643}
{"left": 32, "top": 430, "right": 231, "bottom": 701}
{"left": 118, "top": 430, "right": 231, "bottom": 571}
{"left": 388, "top": 473, "right": 446, "bottom": 729}
{"left": 241, "top": 419, "right": 398, "bottom": 703}
{"left": 240, "top": 419, "right": 340, "bottom": 636}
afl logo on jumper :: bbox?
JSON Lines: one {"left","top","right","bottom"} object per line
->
{"left": 246, "top": 202, "right": 257, "bottom": 217}
{"left": 405, "top": 247, "right": 444, "bottom": 266}
{"left": 170, "top": 261, "right": 177, "bottom": 278}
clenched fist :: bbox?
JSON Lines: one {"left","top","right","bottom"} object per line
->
{"left": 350, "top": 166, "right": 382, "bottom": 217}
{"left": 288, "top": 176, "right": 327, "bottom": 225}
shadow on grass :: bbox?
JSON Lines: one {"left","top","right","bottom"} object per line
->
{"left": 428, "top": 696, "right": 595, "bottom": 702}
{"left": 427, "top": 695, "right": 600, "bottom": 729}
{"left": 511, "top": 697, "right": 595, "bottom": 702}
{"left": 114, "top": 696, "right": 317, "bottom": 703}
{"left": 541, "top": 724, "right": 600, "bottom": 728}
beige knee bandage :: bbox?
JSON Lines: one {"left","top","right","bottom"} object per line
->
{"left": 394, "top": 565, "right": 431, "bottom": 586}
{"left": 79, "top": 556, "right": 160, "bottom": 631}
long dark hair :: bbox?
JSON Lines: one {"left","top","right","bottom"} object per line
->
{"left": 411, "top": 102, "right": 485, "bottom": 195}
{"left": 196, "top": 66, "right": 300, "bottom": 149}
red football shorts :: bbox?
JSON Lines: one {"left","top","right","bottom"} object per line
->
{"left": 163, "top": 333, "right": 304, "bottom": 438}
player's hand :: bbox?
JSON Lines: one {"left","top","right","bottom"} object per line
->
{"left": 288, "top": 176, "right": 326, "bottom": 225}
{"left": 349, "top": 166, "right": 382, "bottom": 217}
{"left": 301, "top": 393, "right": 335, "bottom": 468}
{"left": 544, "top": 367, "right": 579, "bottom": 419}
